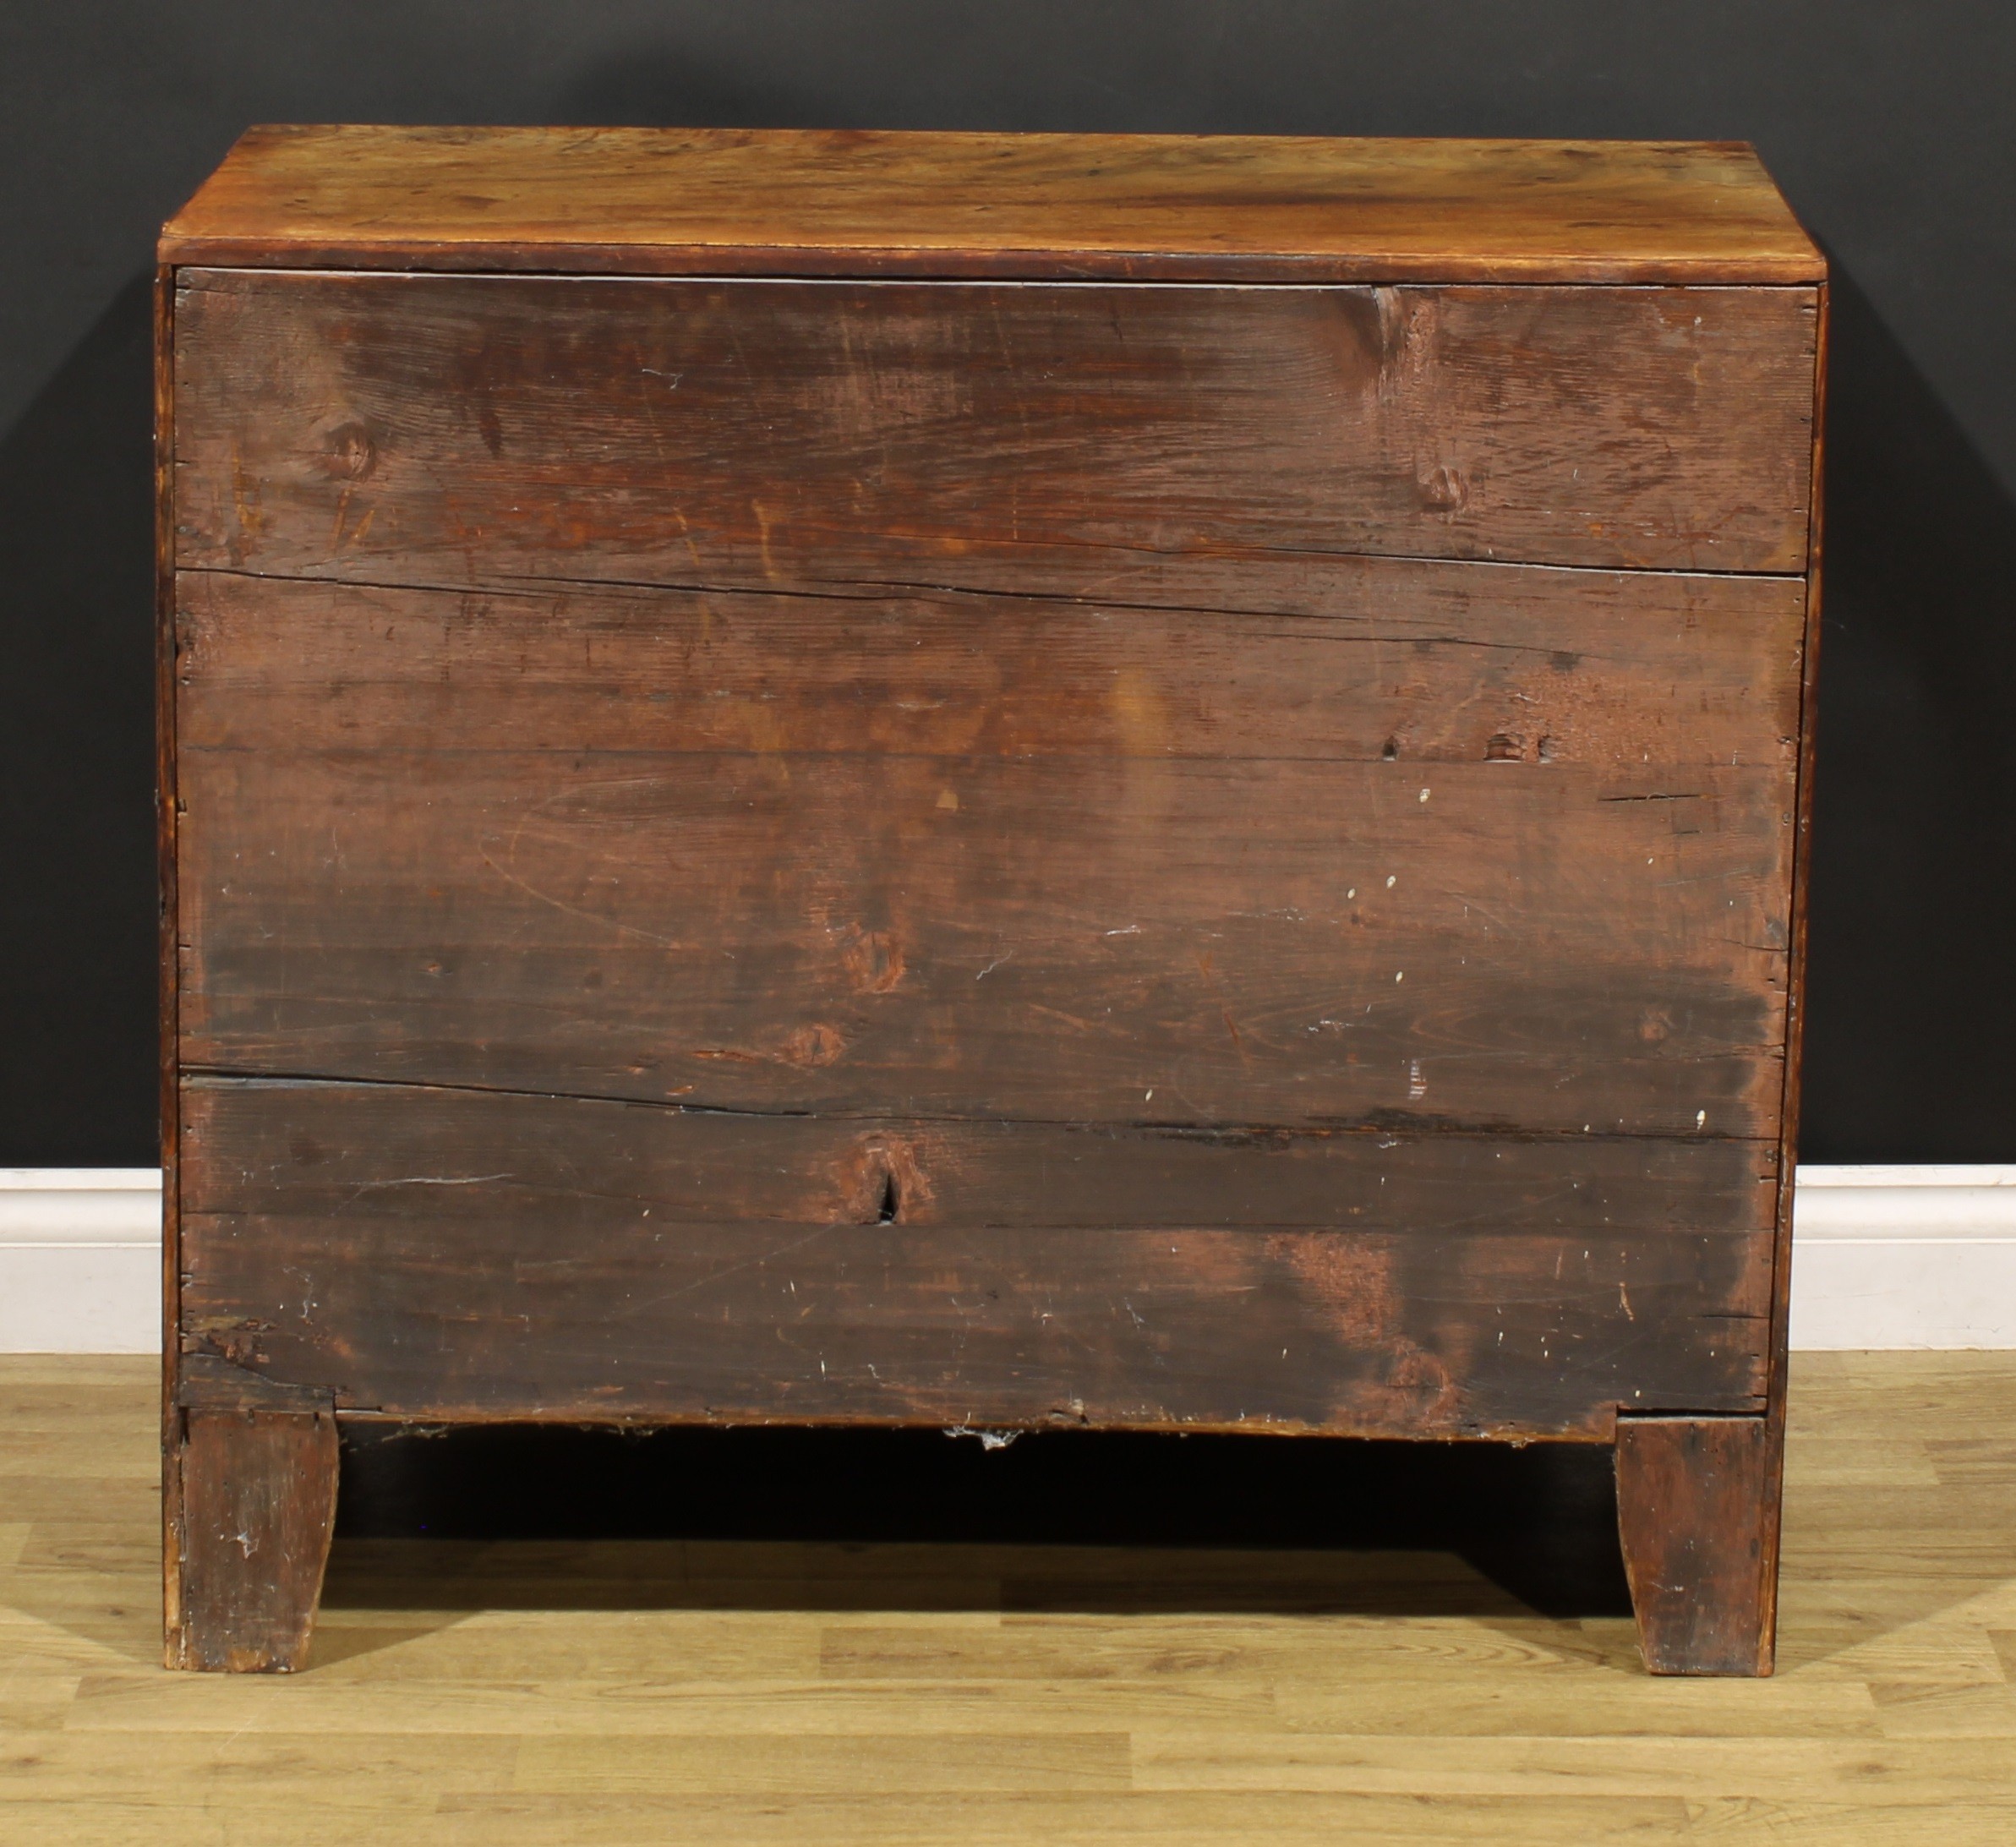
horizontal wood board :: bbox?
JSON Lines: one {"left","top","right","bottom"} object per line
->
{"left": 175, "top": 762, "right": 1793, "bottom": 1135}
{"left": 160, "top": 127, "right": 1825, "bottom": 284}
{"left": 177, "top": 1078, "right": 1775, "bottom": 1434}
{"left": 171, "top": 270, "right": 1818, "bottom": 576}
{"left": 174, "top": 567, "right": 1798, "bottom": 1134}
{"left": 177, "top": 568, "right": 1806, "bottom": 768}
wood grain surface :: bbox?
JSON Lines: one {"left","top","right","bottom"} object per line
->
{"left": 173, "top": 1078, "right": 1773, "bottom": 1434}
{"left": 173, "top": 557, "right": 1800, "bottom": 1137}
{"left": 170, "top": 270, "right": 1818, "bottom": 577}
{"left": 169, "top": 1393, "right": 338, "bottom": 1673}
{"left": 178, "top": 1074, "right": 1780, "bottom": 1234}
{"left": 176, "top": 567, "right": 1806, "bottom": 768}
{"left": 8, "top": 1353, "right": 2016, "bottom": 1844}
{"left": 158, "top": 127, "right": 1826, "bottom": 284}
{"left": 174, "top": 745, "right": 1791, "bottom": 1133}
{"left": 1616, "top": 1414, "right": 1776, "bottom": 1675}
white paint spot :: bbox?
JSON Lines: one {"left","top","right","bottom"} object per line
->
{"left": 1395, "top": 970, "right": 1404, "bottom": 982}
{"left": 1419, "top": 788, "right": 1430, "bottom": 803}
{"left": 1145, "top": 1089, "right": 1154, "bottom": 1101}
{"left": 1104, "top": 924, "right": 1141, "bottom": 936}
{"left": 1696, "top": 1109, "right": 1707, "bottom": 1128}
{"left": 1408, "top": 1060, "right": 1426, "bottom": 1100}
{"left": 1386, "top": 875, "right": 1397, "bottom": 888}
{"left": 1347, "top": 888, "right": 1356, "bottom": 899}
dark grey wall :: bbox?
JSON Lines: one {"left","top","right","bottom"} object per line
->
{"left": 4, "top": 2, "right": 2013, "bottom": 1164}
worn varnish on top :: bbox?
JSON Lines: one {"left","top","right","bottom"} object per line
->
{"left": 160, "top": 127, "right": 1825, "bottom": 1675}
{"left": 161, "top": 124, "right": 1825, "bottom": 283}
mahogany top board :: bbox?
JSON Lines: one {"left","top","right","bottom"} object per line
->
{"left": 160, "top": 125, "right": 1823, "bottom": 284}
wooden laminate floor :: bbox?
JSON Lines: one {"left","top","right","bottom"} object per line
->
{"left": 3, "top": 1352, "right": 2013, "bottom": 1843}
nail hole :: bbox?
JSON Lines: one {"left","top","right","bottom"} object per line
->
{"left": 877, "top": 1171, "right": 899, "bottom": 1223}
{"left": 1381, "top": 736, "right": 1399, "bottom": 761}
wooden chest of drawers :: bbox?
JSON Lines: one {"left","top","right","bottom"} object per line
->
{"left": 157, "top": 127, "right": 1825, "bottom": 1675}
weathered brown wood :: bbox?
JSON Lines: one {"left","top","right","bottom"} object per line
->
{"left": 1758, "top": 280, "right": 1830, "bottom": 1659}
{"left": 175, "top": 747, "right": 1790, "bottom": 1134}
{"left": 173, "top": 560, "right": 1799, "bottom": 1132}
{"left": 171, "top": 270, "right": 1817, "bottom": 577}
{"left": 1614, "top": 1413, "right": 1775, "bottom": 1675}
{"left": 176, "top": 1079, "right": 1770, "bottom": 1436}
{"left": 159, "top": 127, "right": 1826, "bottom": 285}
{"left": 177, "top": 1216, "right": 1769, "bottom": 1437}
{"left": 155, "top": 261, "right": 186, "bottom": 1666}
{"left": 176, "top": 1352, "right": 339, "bottom": 1413}
{"left": 169, "top": 1370, "right": 339, "bottom": 1673}
{"left": 182, "top": 1074, "right": 1781, "bottom": 1234}
{"left": 157, "top": 130, "right": 1823, "bottom": 1670}
{"left": 176, "top": 567, "right": 1806, "bottom": 769}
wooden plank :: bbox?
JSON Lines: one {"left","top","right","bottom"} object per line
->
{"left": 170, "top": 270, "right": 1818, "bottom": 577}
{"left": 159, "top": 127, "right": 1825, "bottom": 285}
{"left": 1615, "top": 1413, "right": 1776, "bottom": 1675}
{"left": 175, "top": 568, "right": 1806, "bottom": 770}
{"left": 179, "top": 1074, "right": 1780, "bottom": 1233}
{"left": 175, "top": 1211, "right": 1767, "bottom": 1435}
{"left": 175, "top": 1080, "right": 1772, "bottom": 1435}
{"left": 175, "top": 743, "right": 1790, "bottom": 1134}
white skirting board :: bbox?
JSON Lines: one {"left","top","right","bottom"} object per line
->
{"left": 1787, "top": 1165, "right": 2016, "bottom": 1350}
{"left": 0, "top": 1170, "right": 162, "bottom": 1353}
{"left": 3, "top": 1165, "right": 2014, "bottom": 1353}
